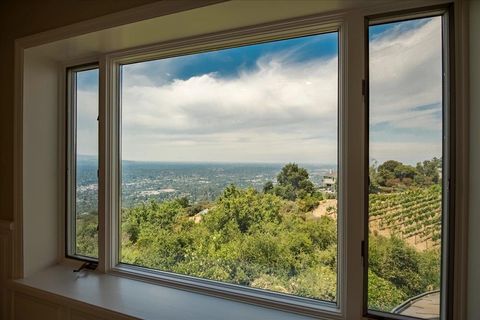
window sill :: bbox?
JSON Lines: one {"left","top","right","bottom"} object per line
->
{"left": 9, "top": 264, "right": 318, "bottom": 320}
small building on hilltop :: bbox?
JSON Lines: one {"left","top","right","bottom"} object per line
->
{"left": 322, "top": 172, "right": 337, "bottom": 192}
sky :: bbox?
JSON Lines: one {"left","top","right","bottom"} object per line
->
{"left": 76, "top": 69, "right": 98, "bottom": 161}
{"left": 76, "top": 16, "right": 443, "bottom": 166}
{"left": 369, "top": 17, "right": 443, "bottom": 165}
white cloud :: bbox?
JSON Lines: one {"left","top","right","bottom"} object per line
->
{"left": 121, "top": 54, "right": 338, "bottom": 163}
{"left": 368, "top": 17, "right": 443, "bottom": 164}
{"left": 369, "top": 17, "right": 443, "bottom": 131}
{"left": 77, "top": 90, "right": 98, "bottom": 156}
{"left": 76, "top": 19, "right": 444, "bottom": 165}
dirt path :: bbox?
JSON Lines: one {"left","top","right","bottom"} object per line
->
{"left": 311, "top": 199, "right": 337, "bottom": 219}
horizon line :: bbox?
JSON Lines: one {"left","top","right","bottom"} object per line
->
{"left": 77, "top": 155, "right": 336, "bottom": 167}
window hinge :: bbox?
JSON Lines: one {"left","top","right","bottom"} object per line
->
{"left": 361, "top": 240, "right": 367, "bottom": 269}
{"left": 362, "top": 79, "right": 368, "bottom": 96}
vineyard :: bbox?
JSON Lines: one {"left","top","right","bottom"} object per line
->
{"left": 369, "top": 185, "right": 442, "bottom": 250}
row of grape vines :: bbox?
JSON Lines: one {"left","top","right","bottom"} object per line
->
{"left": 369, "top": 185, "right": 442, "bottom": 247}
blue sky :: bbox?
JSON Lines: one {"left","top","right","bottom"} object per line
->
{"left": 123, "top": 32, "right": 338, "bottom": 86}
{"left": 76, "top": 16, "right": 443, "bottom": 165}
{"left": 77, "top": 68, "right": 98, "bottom": 91}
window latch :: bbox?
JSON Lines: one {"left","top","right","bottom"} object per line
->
{"left": 73, "top": 261, "right": 98, "bottom": 273}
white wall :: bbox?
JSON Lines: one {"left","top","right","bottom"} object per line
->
{"left": 23, "top": 51, "right": 60, "bottom": 277}
{"left": 468, "top": 0, "right": 480, "bottom": 319}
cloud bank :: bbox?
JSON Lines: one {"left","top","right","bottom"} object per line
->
{"left": 121, "top": 49, "right": 339, "bottom": 164}
{"left": 77, "top": 90, "right": 98, "bottom": 156}
{"left": 369, "top": 17, "right": 443, "bottom": 163}
{"left": 77, "top": 18, "right": 443, "bottom": 165}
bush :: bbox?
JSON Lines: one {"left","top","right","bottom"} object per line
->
{"left": 369, "top": 235, "right": 439, "bottom": 300}
{"left": 368, "top": 270, "right": 406, "bottom": 311}
{"left": 291, "top": 266, "right": 336, "bottom": 301}
{"left": 76, "top": 212, "right": 98, "bottom": 257}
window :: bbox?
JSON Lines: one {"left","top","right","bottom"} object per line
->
{"left": 62, "top": 4, "right": 459, "bottom": 319}
{"left": 366, "top": 14, "right": 447, "bottom": 319}
{"left": 67, "top": 66, "right": 99, "bottom": 260}
{"left": 118, "top": 32, "right": 340, "bottom": 303}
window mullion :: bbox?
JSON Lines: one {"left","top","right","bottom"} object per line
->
{"left": 342, "top": 11, "right": 367, "bottom": 320}
{"left": 98, "top": 56, "right": 111, "bottom": 272}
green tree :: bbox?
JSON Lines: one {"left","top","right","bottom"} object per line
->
{"left": 369, "top": 160, "right": 381, "bottom": 193}
{"left": 204, "top": 185, "right": 283, "bottom": 233}
{"left": 123, "top": 200, "right": 186, "bottom": 243}
{"left": 416, "top": 157, "right": 441, "bottom": 185}
{"left": 263, "top": 180, "right": 274, "bottom": 193}
{"left": 265, "top": 163, "right": 315, "bottom": 201}
{"left": 394, "top": 164, "right": 417, "bottom": 180}
{"left": 378, "top": 160, "right": 402, "bottom": 173}
{"left": 277, "top": 163, "right": 314, "bottom": 191}
{"left": 376, "top": 160, "right": 399, "bottom": 186}
{"left": 376, "top": 160, "right": 418, "bottom": 188}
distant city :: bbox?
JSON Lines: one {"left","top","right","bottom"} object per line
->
{"left": 75, "top": 155, "right": 336, "bottom": 215}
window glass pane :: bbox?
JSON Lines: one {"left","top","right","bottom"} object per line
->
{"left": 75, "top": 68, "right": 99, "bottom": 258}
{"left": 120, "top": 32, "right": 339, "bottom": 302}
{"left": 368, "top": 17, "right": 443, "bottom": 318}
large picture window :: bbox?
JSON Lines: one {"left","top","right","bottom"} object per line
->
{"left": 63, "top": 4, "right": 458, "bottom": 319}
{"left": 119, "top": 32, "right": 340, "bottom": 303}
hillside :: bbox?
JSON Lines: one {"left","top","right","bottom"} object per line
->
{"left": 308, "top": 186, "right": 441, "bottom": 251}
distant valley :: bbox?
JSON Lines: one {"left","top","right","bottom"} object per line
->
{"left": 75, "top": 156, "right": 335, "bottom": 214}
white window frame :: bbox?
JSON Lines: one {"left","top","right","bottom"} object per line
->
{"left": 363, "top": 5, "right": 454, "bottom": 320}
{"left": 52, "top": 1, "right": 468, "bottom": 319}
{"left": 65, "top": 63, "right": 100, "bottom": 262}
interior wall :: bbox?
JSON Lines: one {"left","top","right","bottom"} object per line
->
{"left": 22, "top": 51, "right": 61, "bottom": 277}
{"left": 468, "top": 0, "right": 479, "bottom": 319}
{"left": 0, "top": 0, "right": 159, "bottom": 221}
